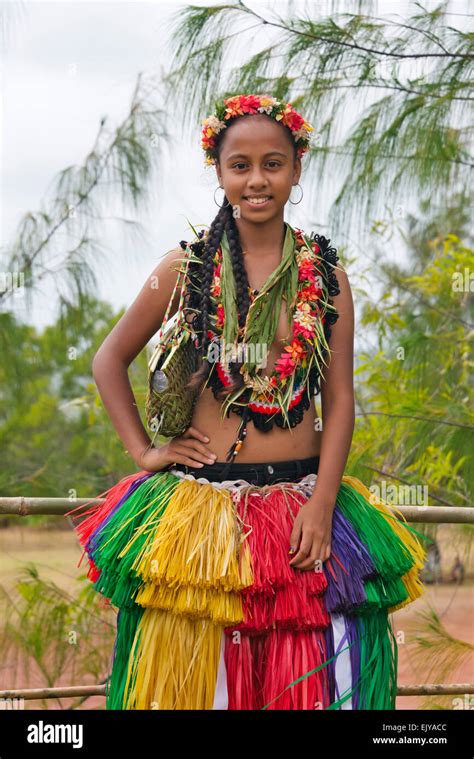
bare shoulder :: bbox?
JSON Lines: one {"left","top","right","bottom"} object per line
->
{"left": 319, "top": 258, "right": 355, "bottom": 400}
{"left": 94, "top": 245, "right": 191, "bottom": 367}
{"left": 332, "top": 261, "right": 354, "bottom": 320}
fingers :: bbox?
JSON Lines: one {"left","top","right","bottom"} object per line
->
{"left": 171, "top": 443, "right": 217, "bottom": 466}
{"left": 297, "top": 547, "right": 330, "bottom": 571}
{"left": 289, "top": 534, "right": 331, "bottom": 571}
{"left": 288, "top": 521, "right": 302, "bottom": 559}
{"left": 182, "top": 426, "right": 210, "bottom": 443}
{"left": 289, "top": 532, "right": 312, "bottom": 568}
{"left": 176, "top": 427, "right": 217, "bottom": 464}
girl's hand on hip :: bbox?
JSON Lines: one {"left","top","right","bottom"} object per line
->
{"left": 288, "top": 499, "right": 333, "bottom": 571}
{"left": 136, "top": 426, "right": 217, "bottom": 471}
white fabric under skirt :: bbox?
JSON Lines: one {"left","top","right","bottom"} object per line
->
{"left": 211, "top": 614, "right": 353, "bottom": 710}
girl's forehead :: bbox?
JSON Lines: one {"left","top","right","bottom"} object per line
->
{"left": 220, "top": 121, "right": 292, "bottom": 158}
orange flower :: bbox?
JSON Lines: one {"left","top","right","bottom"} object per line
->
{"left": 284, "top": 340, "right": 307, "bottom": 363}
{"left": 210, "top": 280, "right": 221, "bottom": 297}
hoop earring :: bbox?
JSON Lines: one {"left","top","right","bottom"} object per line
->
{"left": 214, "top": 185, "right": 231, "bottom": 208}
{"left": 289, "top": 182, "right": 303, "bottom": 205}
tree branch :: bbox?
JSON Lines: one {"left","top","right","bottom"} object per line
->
{"left": 237, "top": 0, "right": 474, "bottom": 60}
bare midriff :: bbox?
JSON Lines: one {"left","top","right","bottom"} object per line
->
{"left": 190, "top": 385, "right": 322, "bottom": 463}
{"left": 188, "top": 291, "right": 322, "bottom": 463}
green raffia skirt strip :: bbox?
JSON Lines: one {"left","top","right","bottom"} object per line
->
{"left": 67, "top": 470, "right": 429, "bottom": 710}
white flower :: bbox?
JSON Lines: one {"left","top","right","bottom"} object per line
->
{"left": 296, "top": 250, "right": 316, "bottom": 265}
{"left": 293, "top": 126, "right": 313, "bottom": 142}
{"left": 257, "top": 96, "right": 279, "bottom": 115}
{"left": 204, "top": 115, "right": 227, "bottom": 133}
{"left": 295, "top": 306, "right": 317, "bottom": 330}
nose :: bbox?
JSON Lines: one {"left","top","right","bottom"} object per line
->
{"left": 246, "top": 167, "right": 269, "bottom": 190}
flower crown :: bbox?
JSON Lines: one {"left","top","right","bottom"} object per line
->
{"left": 201, "top": 94, "right": 314, "bottom": 167}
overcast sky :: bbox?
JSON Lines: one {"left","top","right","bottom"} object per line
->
{"left": 1, "top": 0, "right": 470, "bottom": 331}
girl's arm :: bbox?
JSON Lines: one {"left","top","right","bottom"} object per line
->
{"left": 91, "top": 246, "right": 211, "bottom": 467}
{"left": 310, "top": 265, "right": 355, "bottom": 507}
{"left": 289, "top": 265, "right": 355, "bottom": 570}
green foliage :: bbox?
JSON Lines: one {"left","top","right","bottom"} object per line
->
{"left": 0, "top": 566, "right": 116, "bottom": 709}
{"left": 0, "top": 72, "right": 169, "bottom": 313}
{"left": 404, "top": 606, "right": 474, "bottom": 710}
{"left": 0, "top": 296, "right": 149, "bottom": 522}
{"left": 163, "top": 0, "right": 473, "bottom": 237}
{"left": 349, "top": 231, "right": 473, "bottom": 517}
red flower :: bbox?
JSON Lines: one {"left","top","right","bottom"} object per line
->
{"left": 299, "top": 284, "right": 321, "bottom": 301}
{"left": 216, "top": 303, "right": 225, "bottom": 329}
{"left": 241, "top": 95, "right": 261, "bottom": 113}
{"left": 274, "top": 340, "right": 306, "bottom": 379}
{"left": 201, "top": 128, "right": 216, "bottom": 149}
{"left": 298, "top": 265, "right": 316, "bottom": 282}
{"left": 224, "top": 95, "right": 261, "bottom": 119}
{"left": 281, "top": 108, "right": 305, "bottom": 132}
{"left": 274, "top": 352, "right": 296, "bottom": 379}
{"left": 293, "top": 322, "right": 313, "bottom": 340}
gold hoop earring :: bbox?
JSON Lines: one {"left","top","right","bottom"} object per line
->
{"left": 214, "top": 186, "right": 231, "bottom": 208}
{"left": 289, "top": 183, "right": 303, "bottom": 205}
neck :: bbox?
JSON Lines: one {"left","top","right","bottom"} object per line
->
{"left": 234, "top": 215, "right": 287, "bottom": 259}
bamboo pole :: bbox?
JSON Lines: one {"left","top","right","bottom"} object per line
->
{"left": 1, "top": 683, "right": 473, "bottom": 701}
{"left": 0, "top": 685, "right": 106, "bottom": 700}
{"left": 0, "top": 497, "right": 105, "bottom": 516}
{"left": 397, "top": 683, "right": 474, "bottom": 696}
{"left": 0, "top": 497, "right": 472, "bottom": 523}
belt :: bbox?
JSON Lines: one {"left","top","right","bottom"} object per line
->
{"left": 170, "top": 455, "right": 320, "bottom": 485}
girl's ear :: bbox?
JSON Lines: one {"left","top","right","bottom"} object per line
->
{"left": 293, "top": 157, "right": 302, "bottom": 184}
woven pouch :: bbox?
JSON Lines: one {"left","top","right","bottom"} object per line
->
{"left": 145, "top": 244, "right": 199, "bottom": 438}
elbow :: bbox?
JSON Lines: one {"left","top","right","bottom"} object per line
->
{"left": 91, "top": 350, "right": 103, "bottom": 383}
{"left": 91, "top": 345, "right": 110, "bottom": 381}
{"left": 92, "top": 343, "right": 128, "bottom": 381}
{"left": 321, "top": 389, "right": 355, "bottom": 423}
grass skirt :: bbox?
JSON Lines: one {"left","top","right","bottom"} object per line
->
{"left": 68, "top": 469, "right": 428, "bottom": 710}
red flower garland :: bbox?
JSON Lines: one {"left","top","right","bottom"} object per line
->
{"left": 207, "top": 229, "right": 327, "bottom": 406}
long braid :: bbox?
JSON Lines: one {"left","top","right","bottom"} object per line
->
{"left": 184, "top": 201, "right": 252, "bottom": 398}
{"left": 184, "top": 205, "right": 226, "bottom": 392}
{"left": 223, "top": 206, "right": 251, "bottom": 327}
{"left": 221, "top": 205, "right": 251, "bottom": 395}
{"left": 186, "top": 112, "right": 298, "bottom": 397}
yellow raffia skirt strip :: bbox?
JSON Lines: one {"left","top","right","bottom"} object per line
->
{"left": 118, "top": 477, "right": 253, "bottom": 709}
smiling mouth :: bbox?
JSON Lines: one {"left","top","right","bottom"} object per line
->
{"left": 244, "top": 196, "right": 272, "bottom": 205}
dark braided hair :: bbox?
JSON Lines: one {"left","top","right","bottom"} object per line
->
{"left": 185, "top": 112, "right": 298, "bottom": 398}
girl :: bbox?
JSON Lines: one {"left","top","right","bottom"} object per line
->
{"left": 68, "top": 94, "right": 428, "bottom": 710}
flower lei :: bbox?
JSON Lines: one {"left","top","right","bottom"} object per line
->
{"left": 201, "top": 94, "right": 314, "bottom": 167}
{"left": 204, "top": 228, "right": 337, "bottom": 427}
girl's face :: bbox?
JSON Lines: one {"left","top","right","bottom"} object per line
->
{"left": 215, "top": 114, "right": 301, "bottom": 222}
